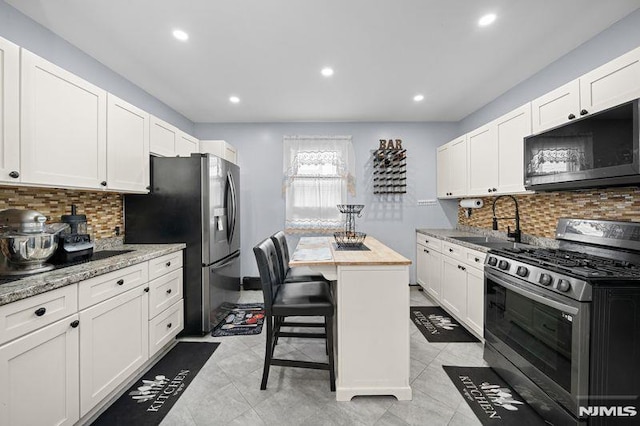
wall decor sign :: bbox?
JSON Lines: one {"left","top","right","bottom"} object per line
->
{"left": 373, "top": 139, "right": 406, "bottom": 194}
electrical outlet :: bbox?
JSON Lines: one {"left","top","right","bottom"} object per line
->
{"left": 417, "top": 199, "right": 437, "bottom": 206}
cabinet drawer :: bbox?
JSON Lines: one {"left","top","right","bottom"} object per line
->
{"left": 149, "top": 300, "right": 183, "bottom": 356}
{"left": 0, "top": 285, "right": 78, "bottom": 345}
{"left": 78, "top": 263, "right": 148, "bottom": 310}
{"left": 149, "top": 251, "right": 183, "bottom": 281}
{"left": 148, "top": 269, "right": 183, "bottom": 319}
{"left": 466, "top": 249, "right": 487, "bottom": 270}
{"left": 442, "top": 241, "right": 464, "bottom": 261}
{"left": 416, "top": 233, "right": 441, "bottom": 252}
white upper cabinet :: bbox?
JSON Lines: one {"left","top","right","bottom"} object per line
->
{"left": 580, "top": 46, "right": 640, "bottom": 115}
{"left": 200, "top": 139, "right": 238, "bottom": 164}
{"left": 176, "top": 131, "right": 199, "bottom": 157}
{"left": 149, "top": 115, "right": 178, "bottom": 157}
{"left": 20, "top": 49, "right": 107, "bottom": 189}
{"left": 436, "top": 136, "right": 467, "bottom": 199}
{"left": 0, "top": 37, "right": 20, "bottom": 184}
{"left": 531, "top": 80, "right": 580, "bottom": 134}
{"left": 467, "top": 124, "right": 498, "bottom": 196}
{"left": 496, "top": 103, "right": 531, "bottom": 194}
{"left": 106, "top": 94, "right": 150, "bottom": 193}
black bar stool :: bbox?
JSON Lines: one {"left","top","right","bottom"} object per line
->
{"left": 270, "top": 231, "right": 329, "bottom": 284}
{"left": 253, "top": 237, "right": 336, "bottom": 391}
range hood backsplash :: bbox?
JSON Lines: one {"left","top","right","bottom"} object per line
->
{"left": 0, "top": 186, "right": 123, "bottom": 240}
{"left": 458, "top": 186, "right": 640, "bottom": 239}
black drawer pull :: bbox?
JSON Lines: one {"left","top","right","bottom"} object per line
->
{"left": 100, "top": 181, "right": 107, "bottom": 187}
{"left": 449, "top": 248, "right": 453, "bottom": 253}
{"left": 35, "top": 307, "right": 46, "bottom": 317}
{"left": 167, "top": 322, "right": 172, "bottom": 328}
{"left": 144, "top": 287, "right": 150, "bottom": 293}
{"left": 457, "top": 265, "right": 466, "bottom": 271}
{"left": 117, "top": 279, "right": 124, "bottom": 285}
{"left": 568, "top": 113, "right": 576, "bottom": 120}
{"left": 166, "top": 261, "right": 171, "bottom": 267}
{"left": 166, "top": 289, "right": 172, "bottom": 294}
{"left": 9, "top": 171, "right": 19, "bottom": 179}
{"left": 475, "top": 257, "right": 480, "bottom": 262}
{"left": 423, "top": 249, "right": 429, "bottom": 254}
{"left": 580, "top": 109, "right": 588, "bottom": 116}
{"left": 70, "top": 320, "right": 80, "bottom": 328}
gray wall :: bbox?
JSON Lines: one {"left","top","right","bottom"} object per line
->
{"left": 194, "top": 122, "right": 459, "bottom": 282}
{"left": 459, "top": 7, "right": 640, "bottom": 134}
{"left": 0, "top": 0, "right": 194, "bottom": 133}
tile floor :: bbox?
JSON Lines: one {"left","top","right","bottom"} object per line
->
{"left": 161, "top": 287, "right": 487, "bottom": 426}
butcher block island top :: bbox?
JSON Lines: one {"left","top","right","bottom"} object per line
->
{"left": 289, "top": 236, "right": 411, "bottom": 267}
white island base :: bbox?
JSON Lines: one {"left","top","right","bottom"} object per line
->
{"left": 291, "top": 237, "right": 412, "bottom": 402}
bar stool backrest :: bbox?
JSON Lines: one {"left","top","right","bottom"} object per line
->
{"left": 271, "top": 231, "right": 290, "bottom": 283}
{"left": 253, "top": 238, "right": 282, "bottom": 316}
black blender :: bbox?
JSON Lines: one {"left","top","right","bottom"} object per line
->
{"left": 52, "top": 205, "right": 94, "bottom": 263}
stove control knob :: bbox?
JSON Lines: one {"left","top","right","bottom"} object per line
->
{"left": 498, "top": 260, "right": 510, "bottom": 270}
{"left": 539, "top": 273, "right": 553, "bottom": 286}
{"left": 488, "top": 257, "right": 498, "bottom": 266}
{"left": 516, "top": 266, "right": 529, "bottom": 277}
{"left": 557, "top": 279, "right": 571, "bottom": 292}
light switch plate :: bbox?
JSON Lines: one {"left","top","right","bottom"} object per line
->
{"left": 417, "top": 199, "right": 437, "bottom": 206}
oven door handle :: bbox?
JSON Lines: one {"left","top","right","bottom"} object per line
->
{"left": 485, "top": 269, "right": 580, "bottom": 315}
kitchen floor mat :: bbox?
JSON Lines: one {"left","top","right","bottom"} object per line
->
{"left": 410, "top": 306, "right": 479, "bottom": 343}
{"left": 211, "top": 303, "right": 265, "bottom": 336}
{"left": 91, "top": 341, "right": 219, "bottom": 426}
{"left": 443, "top": 366, "right": 546, "bottom": 425}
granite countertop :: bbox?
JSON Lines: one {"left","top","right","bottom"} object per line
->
{"left": 416, "top": 228, "right": 494, "bottom": 252}
{"left": 0, "top": 243, "right": 186, "bottom": 306}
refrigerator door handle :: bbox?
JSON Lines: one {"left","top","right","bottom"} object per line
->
{"left": 227, "top": 171, "right": 238, "bottom": 244}
{"left": 209, "top": 252, "right": 240, "bottom": 270}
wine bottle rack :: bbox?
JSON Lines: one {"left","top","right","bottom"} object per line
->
{"left": 373, "top": 148, "right": 406, "bottom": 194}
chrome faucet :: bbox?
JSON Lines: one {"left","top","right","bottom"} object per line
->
{"left": 492, "top": 195, "right": 522, "bottom": 243}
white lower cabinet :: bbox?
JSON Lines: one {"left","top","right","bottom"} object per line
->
{"left": 79, "top": 285, "right": 149, "bottom": 416}
{"left": 416, "top": 242, "right": 442, "bottom": 301}
{"left": 0, "top": 314, "right": 80, "bottom": 426}
{"left": 465, "top": 265, "right": 484, "bottom": 337}
{"left": 441, "top": 256, "right": 468, "bottom": 319}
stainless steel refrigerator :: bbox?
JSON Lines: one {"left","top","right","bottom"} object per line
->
{"left": 124, "top": 154, "right": 240, "bottom": 335}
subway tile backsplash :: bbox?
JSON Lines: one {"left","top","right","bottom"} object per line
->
{"left": 0, "top": 186, "right": 122, "bottom": 240}
{"left": 457, "top": 186, "right": 640, "bottom": 239}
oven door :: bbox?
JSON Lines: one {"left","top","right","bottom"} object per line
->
{"left": 484, "top": 267, "right": 590, "bottom": 417}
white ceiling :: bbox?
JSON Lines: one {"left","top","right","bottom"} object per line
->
{"left": 8, "top": 0, "right": 640, "bottom": 123}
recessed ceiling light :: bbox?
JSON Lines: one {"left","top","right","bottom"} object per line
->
{"left": 229, "top": 96, "right": 240, "bottom": 104}
{"left": 413, "top": 94, "right": 425, "bottom": 102}
{"left": 321, "top": 67, "right": 334, "bottom": 77}
{"left": 172, "top": 29, "right": 189, "bottom": 41}
{"left": 478, "top": 13, "right": 497, "bottom": 27}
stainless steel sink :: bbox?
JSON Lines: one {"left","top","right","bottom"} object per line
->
{"left": 449, "top": 236, "right": 502, "bottom": 243}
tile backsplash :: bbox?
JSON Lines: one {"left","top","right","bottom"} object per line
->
{"left": 457, "top": 186, "right": 640, "bottom": 239}
{"left": 0, "top": 186, "right": 122, "bottom": 240}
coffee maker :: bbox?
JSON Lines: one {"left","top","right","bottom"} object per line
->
{"left": 52, "top": 205, "right": 94, "bottom": 263}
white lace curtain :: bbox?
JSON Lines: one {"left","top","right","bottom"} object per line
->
{"left": 283, "top": 135, "right": 355, "bottom": 233}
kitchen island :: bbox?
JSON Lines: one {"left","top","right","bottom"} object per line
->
{"left": 290, "top": 236, "right": 412, "bottom": 401}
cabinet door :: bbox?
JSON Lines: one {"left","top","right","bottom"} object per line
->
{"left": 467, "top": 124, "right": 498, "bottom": 196}
{"left": 223, "top": 143, "right": 238, "bottom": 164}
{"left": 0, "top": 37, "right": 20, "bottom": 184}
{"left": 0, "top": 315, "right": 79, "bottom": 426}
{"left": 21, "top": 49, "right": 107, "bottom": 189}
{"left": 425, "top": 249, "right": 442, "bottom": 302}
{"left": 436, "top": 144, "right": 449, "bottom": 198}
{"left": 580, "top": 46, "right": 640, "bottom": 115}
{"left": 448, "top": 136, "right": 468, "bottom": 197}
{"left": 149, "top": 115, "right": 177, "bottom": 157}
{"left": 106, "top": 94, "right": 150, "bottom": 192}
{"left": 465, "top": 266, "right": 484, "bottom": 338}
{"left": 416, "top": 244, "right": 429, "bottom": 290}
{"left": 79, "top": 287, "right": 148, "bottom": 416}
{"left": 176, "top": 132, "right": 199, "bottom": 157}
{"left": 531, "top": 80, "right": 580, "bottom": 134}
{"left": 441, "top": 256, "right": 467, "bottom": 319}
{"left": 496, "top": 103, "right": 531, "bottom": 194}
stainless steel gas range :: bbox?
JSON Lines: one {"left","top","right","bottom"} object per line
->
{"left": 484, "top": 218, "right": 640, "bottom": 425}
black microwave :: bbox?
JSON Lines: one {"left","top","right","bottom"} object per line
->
{"left": 524, "top": 99, "right": 640, "bottom": 191}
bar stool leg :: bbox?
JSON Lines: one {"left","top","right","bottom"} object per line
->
{"left": 326, "top": 316, "right": 336, "bottom": 392}
{"left": 261, "top": 315, "right": 274, "bottom": 390}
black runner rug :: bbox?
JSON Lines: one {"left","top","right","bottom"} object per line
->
{"left": 212, "top": 303, "right": 265, "bottom": 337}
{"left": 443, "top": 366, "right": 546, "bottom": 425}
{"left": 92, "top": 342, "right": 219, "bottom": 426}
{"left": 410, "top": 306, "right": 479, "bottom": 343}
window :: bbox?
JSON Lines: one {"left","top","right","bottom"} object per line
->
{"left": 283, "top": 136, "right": 355, "bottom": 233}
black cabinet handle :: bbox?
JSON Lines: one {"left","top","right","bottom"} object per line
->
{"left": 423, "top": 249, "right": 429, "bottom": 253}
{"left": 100, "top": 181, "right": 107, "bottom": 186}
{"left": 166, "top": 289, "right": 172, "bottom": 294}
{"left": 35, "top": 307, "right": 46, "bottom": 317}
{"left": 166, "top": 261, "right": 171, "bottom": 267}
{"left": 449, "top": 248, "right": 453, "bottom": 253}
{"left": 568, "top": 113, "right": 576, "bottom": 120}
{"left": 70, "top": 320, "right": 80, "bottom": 328}
{"left": 144, "top": 287, "right": 150, "bottom": 293}
{"left": 580, "top": 109, "right": 588, "bottom": 116}
{"left": 457, "top": 265, "right": 466, "bottom": 271}
{"left": 492, "top": 188, "right": 497, "bottom": 192}
{"left": 167, "top": 322, "right": 172, "bottom": 328}
{"left": 475, "top": 257, "right": 480, "bottom": 262}
{"left": 488, "top": 188, "right": 492, "bottom": 193}
{"left": 117, "top": 279, "right": 124, "bottom": 285}
{"left": 9, "top": 171, "right": 19, "bottom": 179}
{"left": 424, "top": 239, "right": 429, "bottom": 243}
